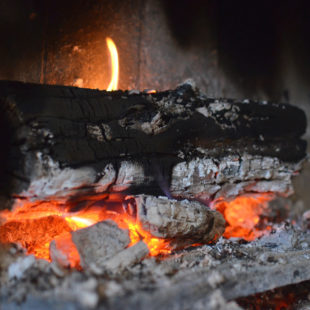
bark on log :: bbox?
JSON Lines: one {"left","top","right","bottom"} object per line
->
{"left": 0, "top": 81, "right": 307, "bottom": 209}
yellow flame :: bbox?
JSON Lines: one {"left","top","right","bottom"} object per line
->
{"left": 146, "top": 89, "right": 157, "bottom": 94}
{"left": 65, "top": 216, "right": 95, "bottom": 230}
{"left": 106, "top": 37, "right": 119, "bottom": 91}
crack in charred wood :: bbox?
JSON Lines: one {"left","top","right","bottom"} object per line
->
{"left": 0, "top": 81, "right": 306, "bottom": 208}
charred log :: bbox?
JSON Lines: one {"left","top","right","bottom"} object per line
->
{"left": 0, "top": 80, "right": 307, "bottom": 209}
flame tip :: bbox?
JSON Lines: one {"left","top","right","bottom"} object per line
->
{"left": 106, "top": 37, "right": 119, "bottom": 91}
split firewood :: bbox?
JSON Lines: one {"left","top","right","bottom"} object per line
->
{"left": 124, "top": 195, "right": 225, "bottom": 247}
{"left": 71, "top": 220, "right": 130, "bottom": 270}
{"left": 0, "top": 81, "right": 306, "bottom": 209}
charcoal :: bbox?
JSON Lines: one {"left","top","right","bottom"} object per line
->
{"left": 128, "top": 195, "right": 225, "bottom": 247}
{"left": 71, "top": 220, "right": 130, "bottom": 270}
{"left": 101, "top": 241, "right": 149, "bottom": 273}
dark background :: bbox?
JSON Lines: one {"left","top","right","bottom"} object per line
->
{"left": 0, "top": 0, "right": 309, "bottom": 206}
{"left": 0, "top": 0, "right": 309, "bottom": 96}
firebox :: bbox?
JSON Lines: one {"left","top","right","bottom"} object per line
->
{"left": 0, "top": 1, "right": 310, "bottom": 310}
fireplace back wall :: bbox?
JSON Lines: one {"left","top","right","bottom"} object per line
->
{"left": 0, "top": 0, "right": 309, "bottom": 206}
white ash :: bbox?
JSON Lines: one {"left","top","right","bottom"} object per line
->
{"left": 245, "top": 179, "right": 293, "bottom": 195}
{"left": 196, "top": 101, "right": 240, "bottom": 129}
{"left": 8, "top": 255, "right": 36, "bottom": 280}
{"left": 15, "top": 147, "right": 303, "bottom": 204}
{"left": 101, "top": 241, "right": 149, "bottom": 273}
{"left": 66, "top": 278, "right": 98, "bottom": 308}
{"left": 53, "top": 273, "right": 99, "bottom": 309}
{"left": 100, "top": 280, "right": 124, "bottom": 299}
{"left": 3, "top": 225, "right": 310, "bottom": 309}
{"left": 71, "top": 220, "right": 130, "bottom": 270}
{"left": 22, "top": 153, "right": 96, "bottom": 199}
{"left": 197, "top": 290, "right": 242, "bottom": 310}
{"left": 248, "top": 223, "right": 301, "bottom": 251}
{"left": 19, "top": 155, "right": 145, "bottom": 200}
{"left": 207, "top": 271, "right": 225, "bottom": 288}
{"left": 112, "top": 161, "right": 145, "bottom": 191}
{"left": 95, "top": 163, "right": 116, "bottom": 192}
{"left": 171, "top": 153, "right": 303, "bottom": 199}
{"left": 0, "top": 243, "right": 25, "bottom": 281}
{"left": 196, "top": 106, "right": 210, "bottom": 118}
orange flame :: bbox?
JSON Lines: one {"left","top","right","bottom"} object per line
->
{"left": 146, "top": 89, "right": 157, "bottom": 94}
{"left": 213, "top": 194, "right": 273, "bottom": 241}
{"left": 0, "top": 193, "right": 275, "bottom": 267}
{"left": 0, "top": 196, "right": 170, "bottom": 266}
{"left": 106, "top": 37, "right": 119, "bottom": 91}
{"left": 123, "top": 219, "right": 171, "bottom": 256}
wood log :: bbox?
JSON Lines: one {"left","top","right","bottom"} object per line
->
{"left": 0, "top": 80, "right": 306, "bottom": 209}
{"left": 125, "top": 195, "right": 225, "bottom": 247}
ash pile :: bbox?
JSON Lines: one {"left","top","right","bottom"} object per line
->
{"left": 3, "top": 224, "right": 310, "bottom": 310}
{"left": 0, "top": 80, "right": 309, "bottom": 310}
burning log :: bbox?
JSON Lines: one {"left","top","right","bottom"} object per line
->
{"left": 50, "top": 196, "right": 225, "bottom": 270}
{"left": 0, "top": 81, "right": 306, "bottom": 209}
{"left": 124, "top": 195, "right": 225, "bottom": 248}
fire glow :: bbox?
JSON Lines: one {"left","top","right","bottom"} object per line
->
{"left": 0, "top": 193, "right": 273, "bottom": 268}
{"left": 106, "top": 37, "right": 119, "bottom": 91}
{"left": 0, "top": 195, "right": 171, "bottom": 267}
{"left": 213, "top": 194, "right": 273, "bottom": 241}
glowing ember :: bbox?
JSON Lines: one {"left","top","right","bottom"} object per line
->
{"left": 237, "top": 285, "right": 299, "bottom": 310}
{"left": 0, "top": 196, "right": 170, "bottom": 265}
{"left": 146, "top": 89, "right": 157, "bottom": 94}
{"left": 123, "top": 219, "right": 171, "bottom": 256}
{"left": 106, "top": 37, "right": 119, "bottom": 91}
{"left": 213, "top": 194, "right": 273, "bottom": 241}
{"left": 0, "top": 193, "right": 275, "bottom": 267}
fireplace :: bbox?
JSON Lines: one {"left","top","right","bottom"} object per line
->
{"left": 0, "top": 1, "right": 310, "bottom": 309}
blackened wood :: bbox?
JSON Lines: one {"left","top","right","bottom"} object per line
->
{"left": 0, "top": 81, "right": 307, "bottom": 209}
